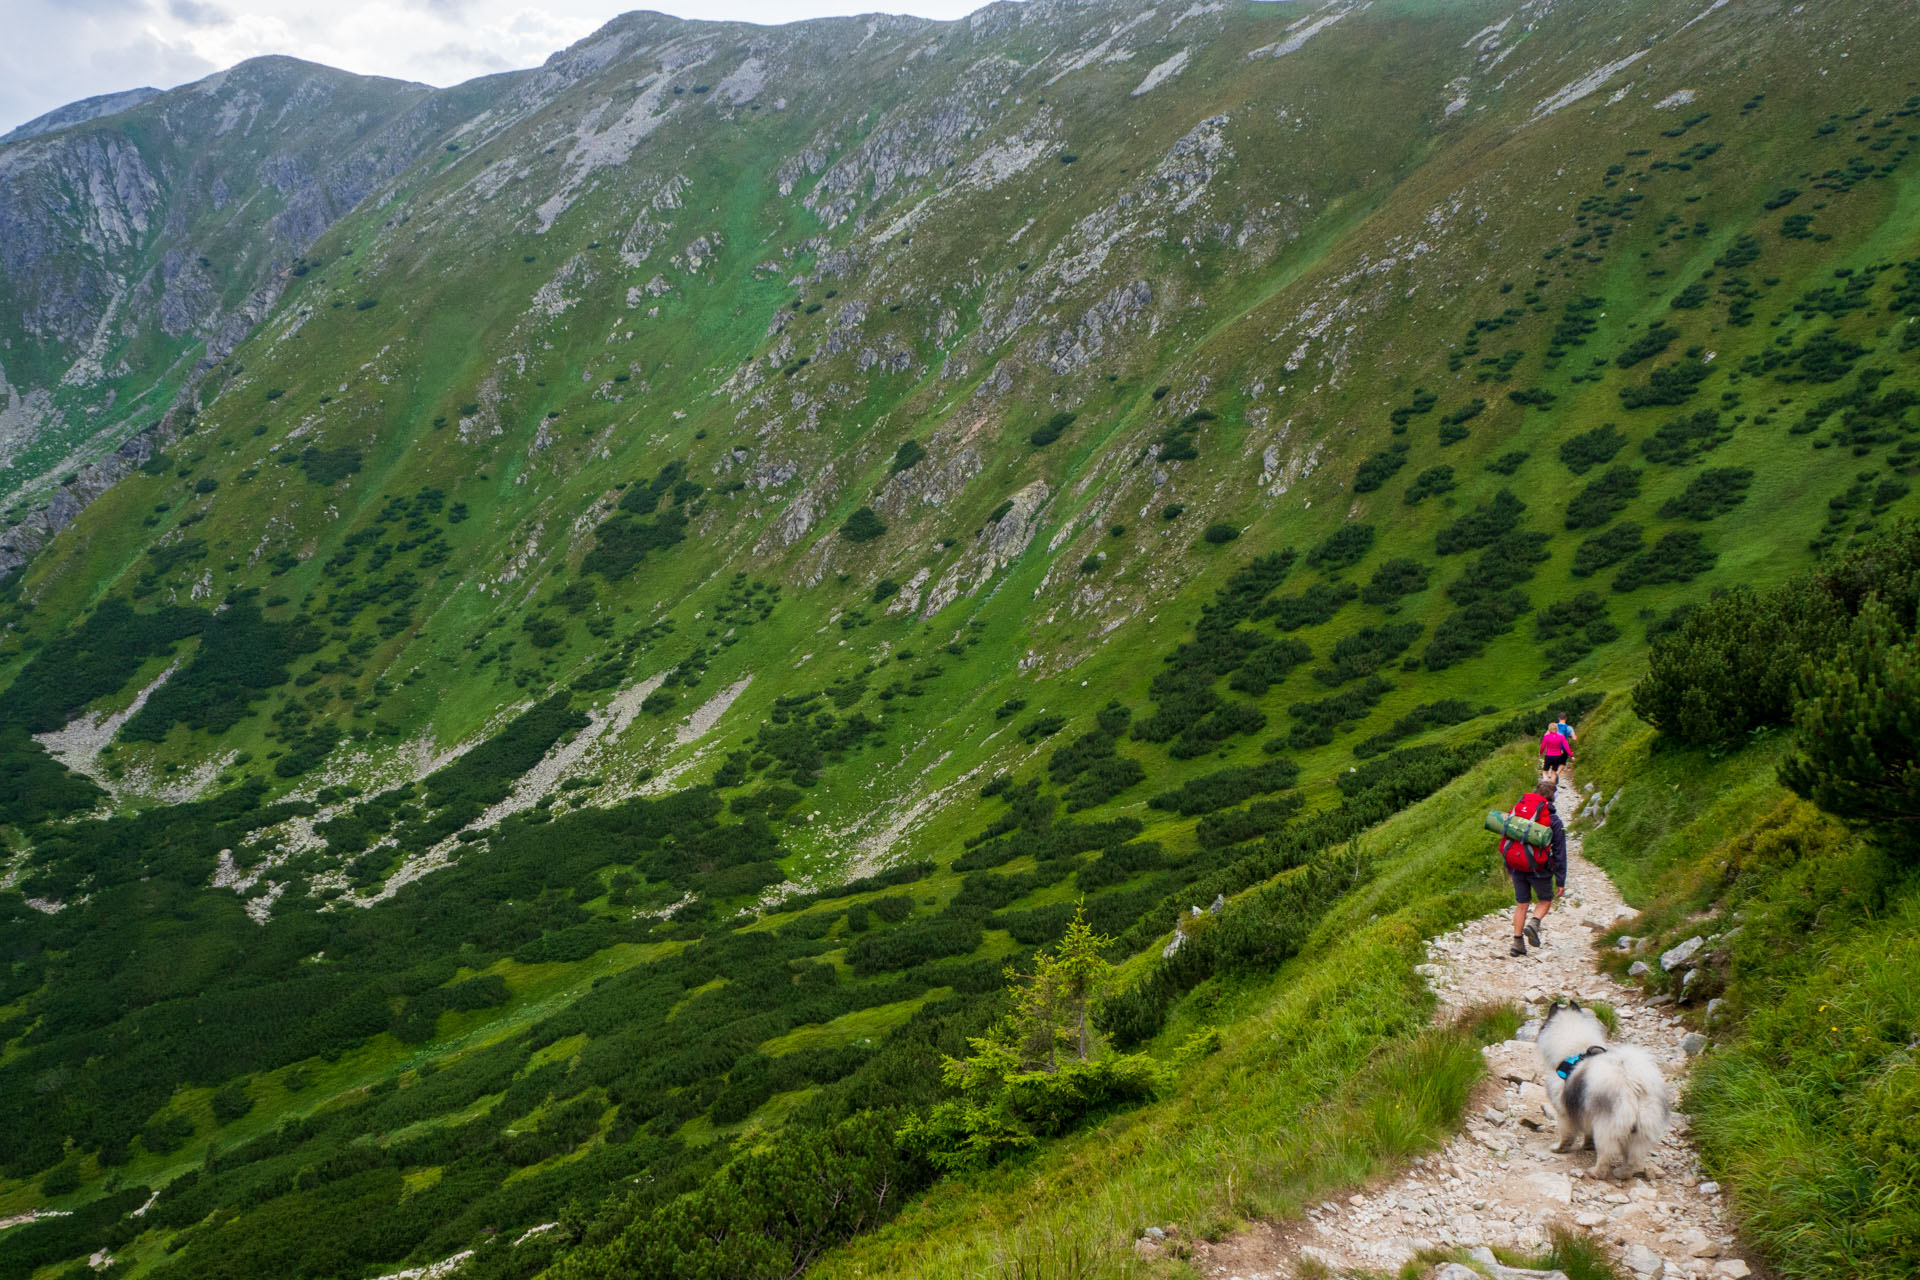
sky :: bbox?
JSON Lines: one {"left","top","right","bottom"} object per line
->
{"left": 0, "top": 0, "right": 996, "bottom": 135}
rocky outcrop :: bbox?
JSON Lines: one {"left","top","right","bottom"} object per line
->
{"left": 0, "top": 420, "right": 168, "bottom": 576}
{"left": 920, "top": 479, "right": 1050, "bottom": 617}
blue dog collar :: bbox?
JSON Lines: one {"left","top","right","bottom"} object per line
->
{"left": 1556, "top": 1045, "right": 1606, "bottom": 1080}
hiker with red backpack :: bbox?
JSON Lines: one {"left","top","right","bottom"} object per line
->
{"left": 1486, "top": 776, "right": 1560, "bottom": 957}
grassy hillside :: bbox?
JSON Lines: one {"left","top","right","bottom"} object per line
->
{"left": 2, "top": 2, "right": 1919, "bottom": 1277}
{"left": 809, "top": 733, "right": 1536, "bottom": 1280}
{"left": 1577, "top": 709, "right": 1920, "bottom": 1280}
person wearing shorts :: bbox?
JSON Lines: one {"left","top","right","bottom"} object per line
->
{"left": 1510, "top": 866, "right": 1554, "bottom": 956}
{"left": 1540, "top": 723, "right": 1572, "bottom": 773}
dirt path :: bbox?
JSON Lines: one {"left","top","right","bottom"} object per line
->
{"left": 1197, "top": 779, "right": 1753, "bottom": 1280}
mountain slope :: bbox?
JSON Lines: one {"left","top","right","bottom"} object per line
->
{"left": 1, "top": 1, "right": 1918, "bottom": 1277}
{"left": 0, "top": 54, "right": 575, "bottom": 569}
{"left": 0, "top": 88, "right": 163, "bottom": 145}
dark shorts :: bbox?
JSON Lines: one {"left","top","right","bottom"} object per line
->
{"left": 1510, "top": 868, "right": 1555, "bottom": 904}
{"left": 1542, "top": 752, "right": 1568, "bottom": 770}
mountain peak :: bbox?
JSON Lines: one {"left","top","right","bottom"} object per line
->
{"left": 0, "top": 86, "right": 161, "bottom": 144}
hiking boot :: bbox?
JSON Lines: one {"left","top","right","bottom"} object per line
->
{"left": 1509, "top": 935, "right": 1527, "bottom": 957}
{"left": 1525, "top": 919, "right": 1542, "bottom": 948}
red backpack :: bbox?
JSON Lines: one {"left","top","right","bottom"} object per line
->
{"left": 1497, "top": 792, "right": 1555, "bottom": 874}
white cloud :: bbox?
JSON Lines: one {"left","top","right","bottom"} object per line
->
{"left": 168, "top": 0, "right": 235, "bottom": 26}
{"left": 0, "top": 0, "right": 999, "bottom": 136}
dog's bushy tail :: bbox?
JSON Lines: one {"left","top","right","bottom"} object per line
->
{"left": 1591, "top": 1053, "right": 1671, "bottom": 1174}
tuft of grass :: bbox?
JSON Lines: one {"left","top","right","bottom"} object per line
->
{"left": 1588, "top": 1000, "right": 1620, "bottom": 1035}
{"left": 1494, "top": 1226, "right": 1622, "bottom": 1280}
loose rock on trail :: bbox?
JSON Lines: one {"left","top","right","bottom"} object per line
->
{"left": 1196, "top": 779, "right": 1753, "bottom": 1280}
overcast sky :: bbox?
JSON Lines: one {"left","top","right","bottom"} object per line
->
{"left": 0, "top": 0, "right": 996, "bottom": 135}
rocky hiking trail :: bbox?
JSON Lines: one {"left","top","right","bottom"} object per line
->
{"left": 1194, "top": 779, "right": 1753, "bottom": 1280}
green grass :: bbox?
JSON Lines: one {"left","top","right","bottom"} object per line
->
{"left": 5, "top": 6, "right": 1920, "bottom": 1277}
{"left": 813, "top": 736, "right": 1541, "bottom": 1279}
{"left": 760, "top": 993, "right": 944, "bottom": 1055}
{"left": 1573, "top": 699, "right": 1920, "bottom": 1280}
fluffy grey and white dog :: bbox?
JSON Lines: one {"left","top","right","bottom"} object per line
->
{"left": 1536, "top": 1000, "right": 1672, "bottom": 1179}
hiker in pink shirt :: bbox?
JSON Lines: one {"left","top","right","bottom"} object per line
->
{"left": 1540, "top": 723, "right": 1573, "bottom": 774}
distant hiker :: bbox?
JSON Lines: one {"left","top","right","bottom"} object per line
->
{"left": 1490, "top": 784, "right": 1556, "bottom": 957}
{"left": 1540, "top": 722, "right": 1573, "bottom": 774}
{"left": 1554, "top": 712, "right": 1579, "bottom": 749}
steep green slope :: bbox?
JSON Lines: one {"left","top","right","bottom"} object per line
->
{"left": 0, "top": 58, "right": 485, "bottom": 521}
{"left": 1, "top": 1, "right": 1919, "bottom": 1277}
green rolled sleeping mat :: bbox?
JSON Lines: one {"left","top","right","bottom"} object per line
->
{"left": 1484, "top": 809, "right": 1553, "bottom": 846}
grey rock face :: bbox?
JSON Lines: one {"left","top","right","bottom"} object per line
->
{"left": 1037, "top": 279, "right": 1152, "bottom": 374}
{"left": 0, "top": 421, "right": 165, "bottom": 574}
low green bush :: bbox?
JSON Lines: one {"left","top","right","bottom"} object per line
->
{"left": 1354, "top": 442, "right": 1411, "bottom": 493}
{"left": 1778, "top": 599, "right": 1920, "bottom": 854}
{"left": 1099, "top": 845, "right": 1369, "bottom": 1048}
{"left": 1314, "top": 622, "right": 1423, "bottom": 686}
{"left": 1156, "top": 409, "right": 1215, "bottom": 461}
{"left": 1352, "top": 698, "right": 1483, "bottom": 759}
{"left": 1360, "top": 558, "right": 1431, "bottom": 606}
{"left": 1535, "top": 591, "right": 1623, "bottom": 670}
{"left": 1436, "top": 491, "right": 1525, "bottom": 555}
{"left": 1403, "top": 465, "right": 1456, "bottom": 505}
{"left": 1559, "top": 423, "right": 1630, "bottom": 475}
{"left": 840, "top": 507, "right": 888, "bottom": 542}
{"left": 1659, "top": 467, "right": 1754, "bottom": 521}
{"left": 1193, "top": 795, "right": 1304, "bottom": 849}
{"left": 1565, "top": 465, "right": 1642, "bottom": 530}
{"left": 1226, "top": 637, "right": 1312, "bottom": 696}
{"left": 1029, "top": 413, "right": 1076, "bottom": 448}
{"left": 1620, "top": 358, "right": 1713, "bottom": 409}
{"left": 1286, "top": 676, "right": 1394, "bottom": 749}
{"left": 1305, "top": 523, "right": 1374, "bottom": 571}
{"left": 1424, "top": 590, "right": 1530, "bottom": 670}
{"left": 1572, "top": 523, "right": 1645, "bottom": 578}
{"left": 291, "top": 445, "right": 362, "bottom": 486}
{"left": 1149, "top": 759, "right": 1300, "bottom": 817}
{"left": 1641, "top": 408, "right": 1733, "bottom": 465}
{"left": 1612, "top": 530, "right": 1716, "bottom": 592}
{"left": 1615, "top": 322, "right": 1680, "bottom": 368}
{"left": 1632, "top": 523, "right": 1919, "bottom": 746}
{"left": 1270, "top": 582, "right": 1357, "bottom": 631}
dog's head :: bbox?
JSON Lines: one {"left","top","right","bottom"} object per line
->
{"left": 1541, "top": 998, "right": 1583, "bottom": 1029}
